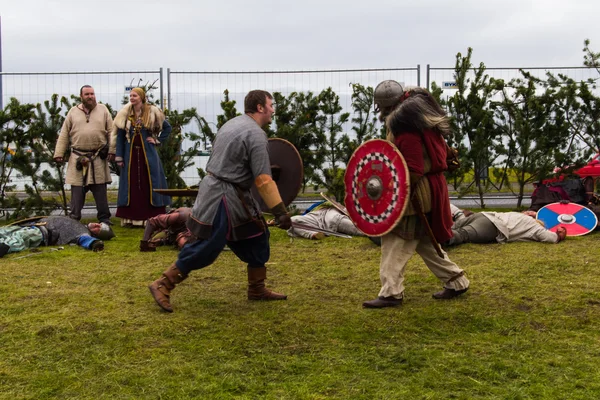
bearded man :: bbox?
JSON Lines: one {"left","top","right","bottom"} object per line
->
{"left": 54, "top": 85, "right": 115, "bottom": 224}
{"left": 148, "top": 90, "right": 292, "bottom": 313}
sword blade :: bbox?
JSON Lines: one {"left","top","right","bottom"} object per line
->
{"left": 13, "top": 246, "right": 64, "bottom": 259}
{"left": 291, "top": 222, "right": 353, "bottom": 239}
{"left": 320, "top": 192, "right": 349, "bottom": 217}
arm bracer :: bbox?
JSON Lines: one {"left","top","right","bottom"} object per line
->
{"left": 254, "top": 174, "right": 284, "bottom": 210}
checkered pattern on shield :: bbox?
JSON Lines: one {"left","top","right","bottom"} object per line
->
{"left": 344, "top": 139, "right": 410, "bottom": 236}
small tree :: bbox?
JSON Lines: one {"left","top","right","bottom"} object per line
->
{"left": 160, "top": 108, "right": 203, "bottom": 207}
{"left": 431, "top": 82, "right": 470, "bottom": 191}
{"left": 194, "top": 89, "right": 240, "bottom": 179}
{"left": 583, "top": 39, "right": 600, "bottom": 76}
{"left": 269, "top": 91, "right": 323, "bottom": 192}
{"left": 339, "top": 83, "right": 380, "bottom": 165}
{"left": 15, "top": 94, "right": 71, "bottom": 216}
{"left": 313, "top": 87, "right": 350, "bottom": 201}
{"left": 492, "top": 73, "right": 569, "bottom": 207}
{"left": 544, "top": 73, "right": 598, "bottom": 169}
{"left": 0, "top": 98, "right": 36, "bottom": 218}
{"left": 446, "top": 48, "right": 502, "bottom": 208}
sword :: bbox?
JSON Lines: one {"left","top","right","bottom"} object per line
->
{"left": 410, "top": 196, "right": 444, "bottom": 258}
{"left": 291, "top": 222, "right": 353, "bottom": 239}
{"left": 13, "top": 246, "right": 65, "bottom": 259}
{"left": 319, "top": 192, "right": 350, "bottom": 217}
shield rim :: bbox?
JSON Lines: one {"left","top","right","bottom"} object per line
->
{"left": 536, "top": 202, "right": 598, "bottom": 236}
{"left": 343, "top": 139, "right": 410, "bottom": 237}
{"left": 252, "top": 138, "right": 303, "bottom": 212}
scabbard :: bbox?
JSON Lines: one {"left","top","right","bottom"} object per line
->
{"left": 410, "top": 196, "right": 444, "bottom": 258}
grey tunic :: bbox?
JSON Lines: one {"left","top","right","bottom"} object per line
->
{"left": 187, "top": 115, "right": 271, "bottom": 241}
{"left": 38, "top": 216, "right": 91, "bottom": 245}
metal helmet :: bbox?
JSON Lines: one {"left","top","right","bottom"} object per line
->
{"left": 95, "top": 222, "right": 115, "bottom": 241}
{"left": 374, "top": 80, "right": 404, "bottom": 113}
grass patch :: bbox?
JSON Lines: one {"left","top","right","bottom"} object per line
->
{"left": 1, "top": 223, "right": 600, "bottom": 399}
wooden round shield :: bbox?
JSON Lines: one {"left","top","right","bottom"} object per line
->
{"left": 536, "top": 202, "right": 598, "bottom": 236}
{"left": 251, "top": 138, "right": 303, "bottom": 212}
{"left": 344, "top": 139, "right": 410, "bottom": 236}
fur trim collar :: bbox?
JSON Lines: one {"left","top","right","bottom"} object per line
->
{"left": 112, "top": 103, "right": 165, "bottom": 143}
{"left": 113, "top": 103, "right": 165, "bottom": 130}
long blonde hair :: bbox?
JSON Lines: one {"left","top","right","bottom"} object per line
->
{"left": 128, "top": 87, "right": 163, "bottom": 132}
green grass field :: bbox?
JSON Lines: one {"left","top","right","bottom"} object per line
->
{"left": 1, "top": 223, "right": 599, "bottom": 399}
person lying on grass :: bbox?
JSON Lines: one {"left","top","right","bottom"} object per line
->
{"left": 446, "top": 205, "right": 567, "bottom": 246}
{"left": 0, "top": 216, "right": 115, "bottom": 258}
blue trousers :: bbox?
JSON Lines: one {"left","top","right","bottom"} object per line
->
{"left": 176, "top": 201, "right": 270, "bottom": 274}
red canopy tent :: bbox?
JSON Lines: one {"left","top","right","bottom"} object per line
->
{"left": 575, "top": 153, "right": 600, "bottom": 178}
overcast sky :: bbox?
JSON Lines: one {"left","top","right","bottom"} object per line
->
{"left": 1, "top": 0, "right": 599, "bottom": 73}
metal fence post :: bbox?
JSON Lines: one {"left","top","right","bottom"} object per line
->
{"left": 159, "top": 67, "right": 164, "bottom": 109}
{"left": 167, "top": 68, "right": 171, "bottom": 111}
{"left": 426, "top": 64, "right": 430, "bottom": 90}
{"left": 0, "top": 16, "right": 3, "bottom": 111}
{"left": 417, "top": 64, "right": 421, "bottom": 87}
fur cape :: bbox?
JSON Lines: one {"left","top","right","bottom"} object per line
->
{"left": 112, "top": 103, "right": 166, "bottom": 143}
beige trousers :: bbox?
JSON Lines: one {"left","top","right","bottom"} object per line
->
{"left": 378, "top": 233, "right": 469, "bottom": 298}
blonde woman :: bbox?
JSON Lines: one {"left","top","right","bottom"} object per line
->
{"left": 112, "top": 88, "right": 172, "bottom": 226}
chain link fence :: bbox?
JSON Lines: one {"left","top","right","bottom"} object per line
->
{"left": 2, "top": 65, "right": 597, "bottom": 188}
{"left": 426, "top": 64, "right": 599, "bottom": 95}
{"left": 166, "top": 66, "right": 420, "bottom": 183}
{"left": 0, "top": 70, "right": 165, "bottom": 189}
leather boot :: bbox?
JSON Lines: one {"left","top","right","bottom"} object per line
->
{"left": 140, "top": 240, "right": 156, "bottom": 252}
{"left": 148, "top": 263, "right": 188, "bottom": 312}
{"left": 247, "top": 266, "right": 287, "bottom": 300}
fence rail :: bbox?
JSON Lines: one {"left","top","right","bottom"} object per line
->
{"left": 166, "top": 66, "right": 420, "bottom": 121}
{"left": 0, "top": 69, "right": 165, "bottom": 111}
{"left": 426, "top": 64, "right": 599, "bottom": 92}
{"left": 1, "top": 64, "right": 598, "bottom": 188}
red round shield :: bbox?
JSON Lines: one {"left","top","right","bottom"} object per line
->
{"left": 344, "top": 139, "right": 410, "bottom": 236}
{"left": 536, "top": 202, "right": 598, "bottom": 236}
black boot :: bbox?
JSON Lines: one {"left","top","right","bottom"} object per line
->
{"left": 362, "top": 296, "right": 403, "bottom": 308}
{"left": 0, "top": 243, "right": 9, "bottom": 258}
{"left": 432, "top": 287, "right": 468, "bottom": 300}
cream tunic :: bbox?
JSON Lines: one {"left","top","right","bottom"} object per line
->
{"left": 54, "top": 104, "right": 114, "bottom": 186}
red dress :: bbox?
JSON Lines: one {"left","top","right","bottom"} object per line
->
{"left": 115, "top": 134, "right": 166, "bottom": 221}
